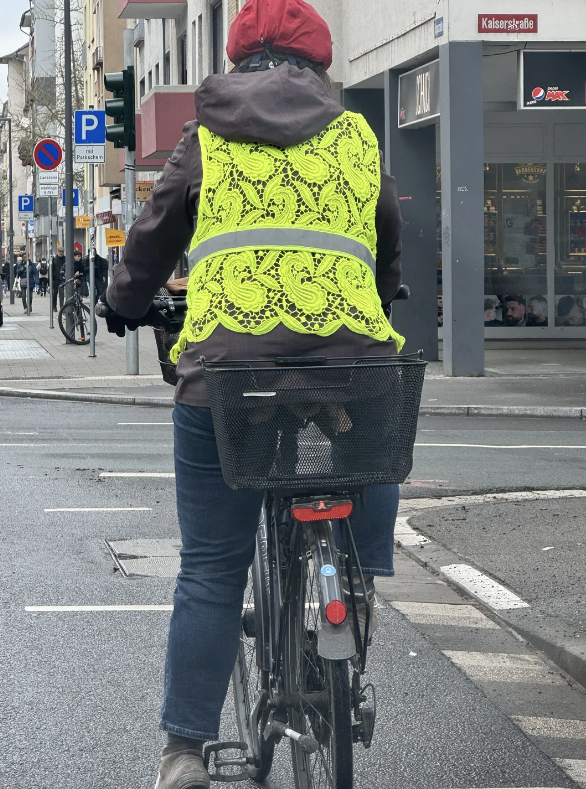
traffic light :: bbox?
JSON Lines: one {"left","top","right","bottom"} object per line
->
{"left": 104, "top": 67, "right": 135, "bottom": 151}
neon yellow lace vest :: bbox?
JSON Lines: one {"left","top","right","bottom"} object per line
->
{"left": 170, "top": 110, "right": 404, "bottom": 362}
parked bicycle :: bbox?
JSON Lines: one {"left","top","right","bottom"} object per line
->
{"left": 58, "top": 277, "right": 96, "bottom": 345}
{"left": 97, "top": 285, "right": 425, "bottom": 789}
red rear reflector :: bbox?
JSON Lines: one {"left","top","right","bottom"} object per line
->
{"left": 325, "top": 600, "right": 347, "bottom": 625}
{"left": 292, "top": 503, "right": 353, "bottom": 521}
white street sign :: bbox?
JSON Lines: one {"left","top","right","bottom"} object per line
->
{"left": 38, "top": 183, "right": 59, "bottom": 197}
{"left": 38, "top": 171, "right": 59, "bottom": 184}
{"left": 75, "top": 144, "right": 105, "bottom": 164}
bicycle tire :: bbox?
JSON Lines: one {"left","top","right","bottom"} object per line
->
{"left": 232, "top": 523, "right": 276, "bottom": 782}
{"left": 283, "top": 531, "right": 353, "bottom": 789}
{"left": 58, "top": 299, "right": 95, "bottom": 345}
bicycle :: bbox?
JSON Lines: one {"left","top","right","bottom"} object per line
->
{"left": 58, "top": 277, "right": 96, "bottom": 345}
{"left": 98, "top": 287, "right": 426, "bottom": 789}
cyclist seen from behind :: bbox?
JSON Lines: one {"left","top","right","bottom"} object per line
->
{"left": 103, "top": 1, "right": 405, "bottom": 786}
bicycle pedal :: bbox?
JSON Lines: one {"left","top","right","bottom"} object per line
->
{"left": 204, "top": 741, "right": 253, "bottom": 783}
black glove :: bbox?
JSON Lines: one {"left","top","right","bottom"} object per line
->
{"left": 97, "top": 294, "right": 158, "bottom": 338}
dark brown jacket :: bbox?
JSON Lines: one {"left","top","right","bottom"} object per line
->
{"left": 108, "top": 64, "right": 403, "bottom": 406}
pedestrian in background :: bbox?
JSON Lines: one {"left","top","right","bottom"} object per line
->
{"left": 81, "top": 250, "right": 108, "bottom": 304}
{"left": 51, "top": 248, "right": 66, "bottom": 312}
{"left": 1, "top": 260, "right": 9, "bottom": 294}
{"left": 37, "top": 258, "right": 49, "bottom": 296}
{"left": 15, "top": 257, "right": 38, "bottom": 312}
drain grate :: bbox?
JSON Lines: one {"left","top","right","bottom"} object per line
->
{"left": 106, "top": 538, "right": 181, "bottom": 578}
{"left": 0, "top": 340, "right": 51, "bottom": 360}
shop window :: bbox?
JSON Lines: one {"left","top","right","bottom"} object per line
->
{"left": 554, "top": 164, "right": 586, "bottom": 326}
{"left": 484, "top": 163, "right": 547, "bottom": 327}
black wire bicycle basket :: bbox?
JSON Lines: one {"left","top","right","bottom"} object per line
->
{"left": 202, "top": 355, "right": 427, "bottom": 491}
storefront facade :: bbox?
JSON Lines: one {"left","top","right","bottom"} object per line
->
{"left": 328, "top": 0, "right": 586, "bottom": 373}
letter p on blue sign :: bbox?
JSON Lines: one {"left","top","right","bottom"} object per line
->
{"left": 75, "top": 110, "right": 106, "bottom": 145}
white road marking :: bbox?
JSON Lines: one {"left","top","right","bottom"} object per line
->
{"left": 394, "top": 516, "right": 431, "bottom": 546}
{"left": 0, "top": 431, "right": 38, "bottom": 434}
{"left": 99, "top": 472, "right": 175, "bottom": 478}
{"left": 398, "top": 489, "right": 586, "bottom": 514}
{"left": 6, "top": 374, "right": 163, "bottom": 383}
{"left": 45, "top": 507, "right": 152, "bottom": 512}
{"left": 444, "top": 651, "right": 566, "bottom": 685}
{"left": 25, "top": 605, "right": 173, "bottom": 612}
{"left": 513, "top": 716, "right": 586, "bottom": 739}
{"left": 440, "top": 564, "right": 530, "bottom": 610}
{"left": 118, "top": 422, "right": 173, "bottom": 425}
{"left": 0, "top": 443, "right": 49, "bottom": 446}
{"left": 556, "top": 759, "right": 586, "bottom": 786}
{"left": 391, "top": 602, "right": 499, "bottom": 629}
{"left": 415, "top": 443, "right": 586, "bottom": 449}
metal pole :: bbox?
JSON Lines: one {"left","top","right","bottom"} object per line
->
{"left": 5, "top": 118, "right": 15, "bottom": 304}
{"left": 49, "top": 196, "right": 54, "bottom": 329}
{"left": 63, "top": 0, "right": 74, "bottom": 339}
{"left": 88, "top": 107, "right": 96, "bottom": 356}
{"left": 26, "top": 254, "right": 30, "bottom": 315}
{"left": 123, "top": 28, "right": 138, "bottom": 375}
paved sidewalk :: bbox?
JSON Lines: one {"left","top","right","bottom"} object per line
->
{"left": 1, "top": 292, "right": 585, "bottom": 409}
{"left": 0, "top": 291, "right": 168, "bottom": 396}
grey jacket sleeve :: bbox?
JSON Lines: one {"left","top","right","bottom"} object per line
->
{"left": 375, "top": 170, "right": 403, "bottom": 305}
{"left": 107, "top": 120, "right": 202, "bottom": 319}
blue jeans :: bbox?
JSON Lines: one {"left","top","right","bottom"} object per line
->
{"left": 160, "top": 403, "right": 399, "bottom": 740}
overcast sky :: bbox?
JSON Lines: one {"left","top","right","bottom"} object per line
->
{"left": 0, "top": 1, "right": 32, "bottom": 105}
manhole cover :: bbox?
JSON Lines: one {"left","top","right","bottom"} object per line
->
{"left": 0, "top": 340, "right": 51, "bottom": 360}
{"left": 106, "top": 538, "right": 181, "bottom": 578}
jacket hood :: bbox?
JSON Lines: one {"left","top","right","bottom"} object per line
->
{"left": 194, "top": 64, "right": 344, "bottom": 147}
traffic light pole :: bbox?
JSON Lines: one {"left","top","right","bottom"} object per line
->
{"left": 63, "top": 0, "right": 75, "bottom": 339}
{"left": 123, "top": 28, "right": 139, "bottom": 375}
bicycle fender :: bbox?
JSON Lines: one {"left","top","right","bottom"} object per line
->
{"left": 317, "top": 619, "right": 356, "bottom": 661}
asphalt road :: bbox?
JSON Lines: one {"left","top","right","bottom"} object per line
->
{"left": 1, "top": 397, "right": 584, "bottom": 788}
{"left": 405, "top": 415, "right": 586, "bottom": 496}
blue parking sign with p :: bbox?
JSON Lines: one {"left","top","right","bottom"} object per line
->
{"left": 18, "top": 195, "right": 34, "bottom": 213}
{"left": 62, "top": 188, "right": 80, "bottom": 207}
{"left": 74, "top": 110, "right": 106, "bottom": 144}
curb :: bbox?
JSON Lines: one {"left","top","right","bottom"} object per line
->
{"left": 398, "top": 506, "right": 586, "bottom": 691}
{"left": 0, "top": 387, "right": 174, "bottom": 408}
{"left": 419, "top": 404, "right": 585, "bottom": 418}
{"left": 0, "top": 386, "right": 584, "bottom": 417}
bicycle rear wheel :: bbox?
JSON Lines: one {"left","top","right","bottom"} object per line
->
{"left": 232, "top": 525, "right": 275, "bottom": 781}
{"left": 58, "top": 298, "right": 94, "bottom": 345}
{"left": 283, "top": 531, "right": 353, "bottom": 789}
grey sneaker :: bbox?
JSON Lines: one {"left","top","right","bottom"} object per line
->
{"left": 154, "top": 747, "right": 210, "bottom": 789}
{"left": 343, "top": 574, "right": 378, "bottom": 643}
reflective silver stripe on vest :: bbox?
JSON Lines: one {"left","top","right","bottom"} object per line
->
{"left": 188, "top": 228, "right": 376, "bottom": 274}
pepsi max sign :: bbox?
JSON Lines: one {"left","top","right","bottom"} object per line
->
{"left": 521, "top": 51, "right": 586, "bottom": 109}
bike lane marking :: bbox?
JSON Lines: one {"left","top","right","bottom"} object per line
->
{"left": 25, "top": 605, "right": 173, "bottom": 612}
{"left": 99, "top": 472, "right": 175, "bottom": 478}
{"left": 415, "top": 443, "right": 586, "bottom": 449}
{"left": 44, "top": 507, "right": 152, "bottom": 512}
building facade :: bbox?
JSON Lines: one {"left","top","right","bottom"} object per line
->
{"left": 91, "top": 0, "right": 586, "bottom": 372}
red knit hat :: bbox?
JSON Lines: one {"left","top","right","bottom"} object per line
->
{"left": 227, "top": 0, "right": 333, "bottom": 70}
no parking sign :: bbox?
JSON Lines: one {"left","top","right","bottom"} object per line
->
{"left": 33, "top": 138, "right": 63, "bottom": 171}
